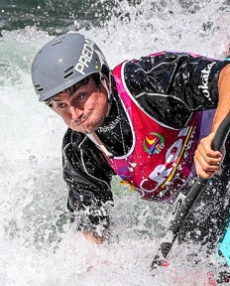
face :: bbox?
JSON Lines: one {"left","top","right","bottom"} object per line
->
{"left": 50, "top": 77, "right": 109, "bottom": 133}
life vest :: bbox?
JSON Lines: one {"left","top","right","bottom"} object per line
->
{"left": 105, "top": 62, "right": 215, "bottom": 201}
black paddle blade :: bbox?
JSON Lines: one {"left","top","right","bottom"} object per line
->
{"left": 151, "top": 241, "right": 172, "bottom": 270}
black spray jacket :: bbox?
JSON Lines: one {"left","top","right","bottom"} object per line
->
{"left": 62, "top": 51, "right": 229, "bottom": 235}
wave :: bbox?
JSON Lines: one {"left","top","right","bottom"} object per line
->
{"left": 0, "top": 0, "right": 230, "bottom": 284}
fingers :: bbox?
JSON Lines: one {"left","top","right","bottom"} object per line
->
{"left": 194, "top": 134, "right": 223, "bottom": 179}
{"left": 194, "top": 152, "right": 221, "bottom": 179}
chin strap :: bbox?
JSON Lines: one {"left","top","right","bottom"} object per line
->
{"left": 99, "top": 72, "right": 113, "bottom": 117}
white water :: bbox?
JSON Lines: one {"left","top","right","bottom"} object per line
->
{"left": 0, "top": 1, "right": 230, "bottom": 285}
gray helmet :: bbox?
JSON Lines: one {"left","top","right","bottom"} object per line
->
{"left": 31, "top": 32, "right": 110, "bottom": 101}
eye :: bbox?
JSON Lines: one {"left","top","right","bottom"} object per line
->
{"left": 76, "top": 93, "right": 86, "bottom": 101}
{"left": 57, "top": 103, "right": 67, "bottom": 109}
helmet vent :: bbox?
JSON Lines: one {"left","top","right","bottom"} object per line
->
{"left": 51, "top": 37, "right": 65, "bottom": 47}
{"left": 35, "top": 84, "right": 44, "bottom": 92}
{"left": 64, "top": 66, "right": 74, "bottom": 79}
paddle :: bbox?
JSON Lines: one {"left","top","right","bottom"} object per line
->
{"left": 151, "top": 111, "right": 230, "bottom": 270}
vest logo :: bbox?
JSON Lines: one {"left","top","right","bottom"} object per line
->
{"left": 198, "top": 62, "right": 215, "bottom": 99}
{"left": 140, "top": 125, "right": 195, "bottom": 194}
{"left": 143, "top": 132, "right": 165, "bottom": 156}
{"left": 98, "top": 115, "right": 121, "bottom": 133}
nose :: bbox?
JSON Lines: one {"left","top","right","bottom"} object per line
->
{"left": 70, "top": 105, "right": 83, "bottom": 121}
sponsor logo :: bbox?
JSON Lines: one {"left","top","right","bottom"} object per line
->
{"left": 143, "top": 132, "right": 165, "bottom": 156}
{"left": 198, "top": 62, "right": 215, "bottom": 99}
{"left": 75, "top": 39, "right": 95, "bottom": 75}
{"left": 140, "top": 126, "right": 196, "bottom": 193}
{"left": 98, "top": 115, "right": 121, "bottom": 133}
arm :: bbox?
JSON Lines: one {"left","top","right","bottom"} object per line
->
{"left": 124, "top": 51, "right": 230, "bottom": 178}
{"left": 63, "top": 129, "right": 114, "bottom": 243}
{"left": 213, "top": 64, "right": 230, "bottom": 131}
{"left": 194, "top": 64, "right": 230, "bottom": 178}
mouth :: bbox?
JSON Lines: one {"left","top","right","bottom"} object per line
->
{"left": 72, "top": 114, "right": 90, "bottom": 126}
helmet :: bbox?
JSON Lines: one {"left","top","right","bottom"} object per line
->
{"left": 31, "top": 32, "right": 110, "bottom": 101}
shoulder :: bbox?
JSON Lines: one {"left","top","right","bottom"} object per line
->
{"left": 122, "top": 51, "right": 207, "bottom": 75}
{"left": 124, "top": 51, "right": 202, "bottom": 65}
{"left": 124, "top": 51, "right": 224, "bottom": 67}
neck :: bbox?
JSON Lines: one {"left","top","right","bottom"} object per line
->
{"left": 96, "top": 94, "right": 133, "bottom": 157}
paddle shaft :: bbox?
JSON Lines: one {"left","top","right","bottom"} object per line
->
{"left": 151, "top": 111, "right": 230, "bottom": 269}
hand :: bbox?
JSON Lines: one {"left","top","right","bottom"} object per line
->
{"left": 83, "top": 230, "right": 106, "bottom": 244}
{"left": 194, "top": 132, "right": 223, "bottom": 179}
{"left": 82, "top": 231, "right": 108, "bottom": 272}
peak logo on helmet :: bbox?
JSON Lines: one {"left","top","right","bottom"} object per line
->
{"left": 75, "top": 39, "right": 95, "bottom": 76}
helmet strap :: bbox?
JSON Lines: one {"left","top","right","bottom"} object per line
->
{"left": 99, "top": 72, "right": 113, "bottom": 117}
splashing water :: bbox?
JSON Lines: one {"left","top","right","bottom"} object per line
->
{"left": 1, "top": 0, "right": 230, "bottom": 285}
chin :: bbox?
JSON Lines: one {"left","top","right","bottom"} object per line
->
{"left": 86, "top": 119, "right": 105, "bottom": 132}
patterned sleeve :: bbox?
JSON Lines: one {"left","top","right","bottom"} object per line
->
{"left": 62, "top": 128, "right": 114, "bottom": 237}
{"left": 124, "top": 51, "right": 230, "bottom": 129}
